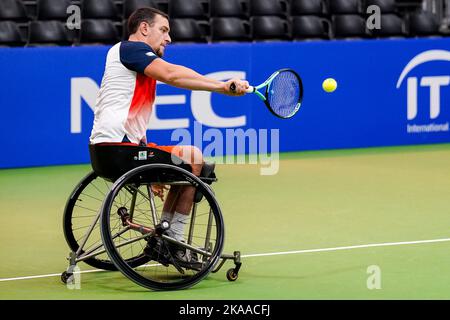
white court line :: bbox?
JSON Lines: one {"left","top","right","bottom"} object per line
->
{"left": 0, "top": 263, "right": 162, "bottom": 282}
{"left": 0, "top": 269, "right": 103, "bottom": 282}
{"left": 242, "top": 237, "right": 450, "bottom": 258}
{"left": 1, "top": 237, "right": 450, "bottom": 283}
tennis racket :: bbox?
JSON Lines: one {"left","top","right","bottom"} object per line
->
{"left": 230, "top": 68, "right": 304, "bottom": 119}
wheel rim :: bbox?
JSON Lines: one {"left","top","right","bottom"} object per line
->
{"left": 100, "top": 164, "right": 225, "bottom": 290}
{"left": 63, "top": 171, "right": 149, "bottom": 270}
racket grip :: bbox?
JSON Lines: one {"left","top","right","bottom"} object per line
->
{"left": 230, "top": 83, "right": 254, "bottom": 94}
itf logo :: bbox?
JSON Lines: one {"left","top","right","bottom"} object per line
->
{"left": 396, "top": 50, "right": 450, "bottom": 134}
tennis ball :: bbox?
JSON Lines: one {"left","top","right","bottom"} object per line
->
{"left": 322, "top": 78, "right": 337, "bottom": 93}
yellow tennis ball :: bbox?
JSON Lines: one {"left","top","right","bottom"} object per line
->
{"left": 322, "top": 78, "right": 337, "bottom": 93}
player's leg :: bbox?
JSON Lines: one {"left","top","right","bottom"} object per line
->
{"left": 149, "top": 144, "right": 204, "bottom": 266}
{"left": 149, "top": 144, "right": 203, "bottom": 231}
{"left": 160, "top": 185, "right": 180, "bottom": 221}
{"left": 164, "top": 145, "right": 203, "bottom": 240}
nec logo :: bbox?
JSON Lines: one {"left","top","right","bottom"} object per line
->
{"left": 396, "top": 50, "right": 450, "bottom": 121}
{"left": 70, "top": 71, "right": 246, "bottom": 133}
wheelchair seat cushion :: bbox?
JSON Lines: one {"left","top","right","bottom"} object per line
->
{"left": 89, "top": 143, "right": 191, "bottom": 181}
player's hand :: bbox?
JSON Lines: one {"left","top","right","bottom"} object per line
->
{"left": 151, "top": 184, "right": 169, "bottom": 201}
{"left": 224, "top": 78, "right": 249, "bottom": 96}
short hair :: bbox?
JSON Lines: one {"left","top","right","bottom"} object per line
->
{"left": 127, "top": 7, "right": 169, "bottom": 35}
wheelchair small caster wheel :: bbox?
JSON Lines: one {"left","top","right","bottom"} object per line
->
{"left": 226, "top": 268, "right": 238, "bottom": 281}
{"left": 61, "top": 271, "right": 73, "bottom": 284}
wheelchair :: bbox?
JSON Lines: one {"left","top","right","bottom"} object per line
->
{"left": 61, "top": 144, "right": 241, "bottom": 290}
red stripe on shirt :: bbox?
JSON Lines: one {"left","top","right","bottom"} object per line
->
{"left": 128, "top": 73, "right": 156, "bottom": 118}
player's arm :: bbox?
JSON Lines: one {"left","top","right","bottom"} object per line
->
{"left": 144, "top": 58, "right": 248, "bottom": 96}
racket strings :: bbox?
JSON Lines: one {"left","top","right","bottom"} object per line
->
{"left": 267, "top": 71, "right": 301, "bottom": 118}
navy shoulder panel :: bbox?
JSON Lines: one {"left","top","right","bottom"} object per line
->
{"left": 119, "top": 41, "right": 159, "bottom": 74}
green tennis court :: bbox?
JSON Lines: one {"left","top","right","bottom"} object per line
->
{"left": 1, "top": 143, "right": 450, "bottom": 299}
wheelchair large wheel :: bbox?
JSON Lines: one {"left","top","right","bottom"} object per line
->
{"left": 100, "top": 164, "right": 225, "bottom": 291}
{"left": 63, "top": 171, "right": 149, "bottom": 271}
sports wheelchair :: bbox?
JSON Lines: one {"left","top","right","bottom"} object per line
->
{"left": 61, "top": 144, "right": 241, "bottom": 290}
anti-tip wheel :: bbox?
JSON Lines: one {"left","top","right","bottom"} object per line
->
{"left": 61, "top": 271, "right": 73, "bottom": 284}
{"left": 226, "top": 268, "right": 238, "bottom": 281}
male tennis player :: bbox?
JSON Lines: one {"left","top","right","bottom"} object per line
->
{"left": 89, "top": 7, "right": 248, "bottom": 266}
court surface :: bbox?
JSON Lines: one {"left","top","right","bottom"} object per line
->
{"left": 1, "top": 143, "right": 450, "bottom": 299}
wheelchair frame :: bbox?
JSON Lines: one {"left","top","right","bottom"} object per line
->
{"left": 62, "top": 145, "right": 242, "bottom": 290}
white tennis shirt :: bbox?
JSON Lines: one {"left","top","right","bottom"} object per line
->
{"left": 90, "top": 41, "right": 159, "bottom": 145}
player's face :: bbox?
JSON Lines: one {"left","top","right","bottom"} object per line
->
{"left": 146, "top": 15, "right": 171, "bottom": 57}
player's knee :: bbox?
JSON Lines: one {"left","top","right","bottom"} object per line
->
{"left": 190, "top": 146, "right": 203, "bottom": 165}
{"left": 189, "top": 146, "right": 203, "bottom": 176}
{"left": 175, "top": 146, "right": 203, "bottom": 175}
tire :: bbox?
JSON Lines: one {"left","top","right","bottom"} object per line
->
{"left": 226, "top": 268, "right": 238, "bottom": 281}
{"left": 100, "top": 164, "right": 225, "bottom": 291}
{"left": 63, "top": 171, "right": 149, "bottom": 270}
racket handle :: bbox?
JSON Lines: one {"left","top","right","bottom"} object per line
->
{"left": 230, "top": 82, "right": 254, "bottom": 94}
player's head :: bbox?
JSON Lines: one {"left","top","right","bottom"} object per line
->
{"left": 127, "top": 7, "right": 171, "bottom": 57}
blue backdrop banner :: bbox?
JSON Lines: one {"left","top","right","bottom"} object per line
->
{"left": 1, "top": 38, "right": 450, "bottom": 168}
